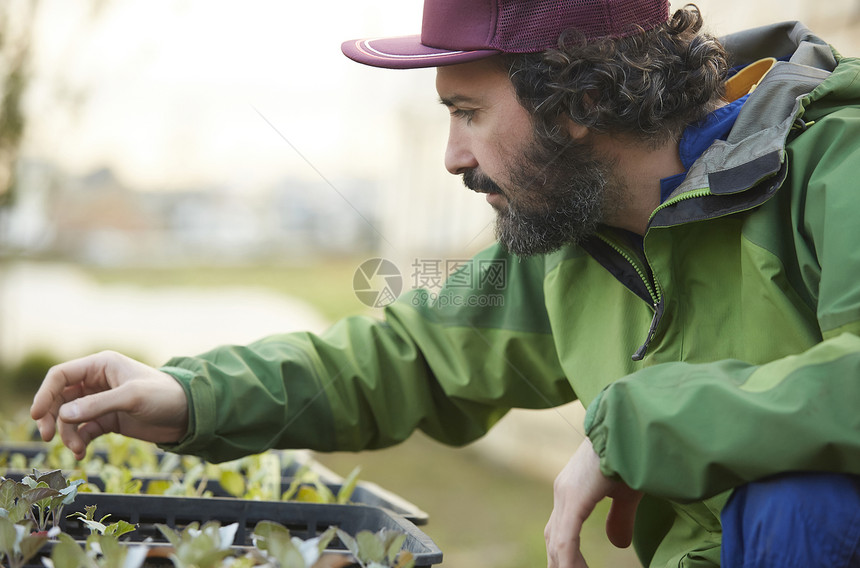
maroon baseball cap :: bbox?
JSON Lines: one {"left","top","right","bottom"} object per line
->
{"left": 342, "top": 0, "right": 670, "bottom": 69}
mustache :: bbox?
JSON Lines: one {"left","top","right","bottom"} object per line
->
{"left": 462, "top": 169, "right": 504, "bottom": 195}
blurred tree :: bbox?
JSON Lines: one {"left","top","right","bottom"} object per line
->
{"left": 0, "top": 0, "right": 39, "bottom": 209}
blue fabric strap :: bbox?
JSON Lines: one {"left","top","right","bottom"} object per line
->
{"left": 659, "top": 94, "right": 750, "bottom": 202}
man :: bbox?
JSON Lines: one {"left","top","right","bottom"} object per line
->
{"left": 31, "top": 0, "right": 860, "bottom": 566}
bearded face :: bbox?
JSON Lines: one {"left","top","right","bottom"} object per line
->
{"left": 462, "top": 135, "right": 625, "bottom": 256}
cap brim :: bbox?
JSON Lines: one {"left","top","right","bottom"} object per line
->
{"left": 341, "top": 34, "right": 499, "bottom": 69}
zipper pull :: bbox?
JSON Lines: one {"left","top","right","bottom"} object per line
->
{"left": 632, "top": 298, "right": 664, "bottom": 361}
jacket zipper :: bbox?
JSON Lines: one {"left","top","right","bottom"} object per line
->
{"left": 596, "top": 235, "right": 663, "bottom": 361}
{"left": 626, "top": 188, "right": 715, "bottom": 360}
{"left": 650, "top": 188, "right": 711, "bottom": 221}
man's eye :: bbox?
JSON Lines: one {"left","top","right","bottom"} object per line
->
{"left": 451, "top": 108, "right": 476, "bottom": 123}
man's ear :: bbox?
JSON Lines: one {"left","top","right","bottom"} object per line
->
{"left": 566, "top": 88, "right": 598, "bottom": 140}
{"left": 566, "top": 120, "right": 589, "bottom": 141}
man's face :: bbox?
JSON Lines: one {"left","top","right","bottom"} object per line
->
{"left": 436, "top": 58, "right": 622, "bottom": 256}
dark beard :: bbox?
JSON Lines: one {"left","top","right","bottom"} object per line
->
{"left": 464, "top": 137, "right": 621, "bottom": 256}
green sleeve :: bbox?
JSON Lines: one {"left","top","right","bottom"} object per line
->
{"left": 586, "top": 103, "right": 860, "bottom": 502}
{"left": 159, "top": 245, "right": 574, "bottom": 463}
{"left": 585, "top": 332, "right": 860, "bottom": 502}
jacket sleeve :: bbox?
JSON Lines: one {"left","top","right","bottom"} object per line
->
{"left": 159, "top": 245, "right": 574, "bottom": 463}
{"left": 585, "top": 103, "right": 860, "bottom": 502}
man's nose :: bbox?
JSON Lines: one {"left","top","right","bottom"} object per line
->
{"left": 444, "top": 127, "right": 478, "bottom": 175}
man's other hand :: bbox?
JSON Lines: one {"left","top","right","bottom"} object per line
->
{"left": 545, "top": 438, "right": 643, "bottom": 567}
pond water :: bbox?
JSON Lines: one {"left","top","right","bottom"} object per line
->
{"left": 0, "top": 262, "right": 330, "bottom": 367}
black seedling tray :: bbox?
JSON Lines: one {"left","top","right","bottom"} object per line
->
{"left": 203, "top": 477, "right": 429, "bottom": 525}
{"left": 60, "top": 493, "right": 442, "bottom": 566}
{"left": 1, "top": 469, "right": 428, "bottom": 526}
{"left": 0, "top": 443, "right": 428, "bottom": 524}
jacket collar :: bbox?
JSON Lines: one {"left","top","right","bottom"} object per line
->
{"left": 649, "top": 22, "right": 835, "bottom": 229}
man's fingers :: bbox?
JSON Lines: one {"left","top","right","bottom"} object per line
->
{"left": 31, "top": 353, "right": 111, "bottom": 427}
{"left": 31, "top": 375, "right": 82, "bottom": 442}
{"left": 57, "top": 393, "right": 128, "bottom": 459}
{"left": 57, "top": 415, "right": 87, "bottom": 459}
{"left": 58, "top": 387, "right": 128, "bottom": 425}
{"left": 605, "top": 490, "right": 644, "bottom": 548}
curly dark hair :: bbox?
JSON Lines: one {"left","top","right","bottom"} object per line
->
{"left": 505, "top": 4, "right": 728, "bottom": 147}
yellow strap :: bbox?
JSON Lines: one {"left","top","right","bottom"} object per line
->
{"left": 724, "top": 57, "right": 777, "bottom": 102}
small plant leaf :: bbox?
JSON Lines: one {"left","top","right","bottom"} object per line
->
{"left": 336, "top": 529, "right": 359, "bottom": 559}
{"left": 104, "top": 519, "right": 138, "bottom": 538}
{"left": 70, "top": 504, "right": 98, "bottom": 522}
{"left": 253, "top": 520, "right": 292, "bottom": 547}
{"left": 49, "top": 532, "right": 88, "bottom": 568}
{"left": 9, "top": 501, "right": 30, "bottom": 524}
{"left": 316, "top": 526, "right": 337, "bottom": 555}
{"left": 219, "top": 470, "right": 245, "bottom": 498}
{"left": 384, "top": 533, "right": 407, "bottom": 563}
{"left": 96, "top": 534, "right": 128, "bottom": 565}
{"left": 0, "top": 479, "right": 29, "bottom": 523}
{"left": 336, "top": 467, "right": 361, "bottom": 505}
{"left": 281, "top": 478, "right": 302, "bottom": 502}
{"left": 279, "top": 546, "right": 309, "bottom": 568}
{"left": 16, "top": 530, "right": 49, "bottom": 565}
{"left": 157, "top": 521, "right": 233, "bottom": 568}
{"left": 144, "top": 479, "right": 172, "bottom": 495}
{"left": 80, "top": 518, "right": 108, "bottom": 535}
{"left": 355, "top": 531, "right": 386, "bottom": 564}
{"left": 218, "top": 523, "right": 238, "bottom": 548}
{"left": 156, "top": 523, "right": 182, "bottom": 548}
{"left": 57, "top": 479, "right": 84, "bottom": 504}
{"left": 312, "top": 481, "right": 336, "bottom": 504}
{"left": 23, "top": 486, "right": 60, "bottom": 504}
{"left": 296, "top": 486, "right": 323, "bottom": 503}
{"left": 0, "top": 478, "right": 23, "bottom": 511}
{"left": 34, "top": 470, "right": 67, "bottom": 492}
{"left": 122, "top": 543, "right": 150, "bottom": 568}
{"left": 0, "top": 515, "right": 20, "bottom": 556}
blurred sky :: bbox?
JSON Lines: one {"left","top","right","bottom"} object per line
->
{"left": 17, "top": 0, "right": 860, "bottom": 194}
{"left": 22, "top": 0, "right": 438, "bottom": 191}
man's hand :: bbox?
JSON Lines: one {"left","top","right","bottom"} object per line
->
{"left": 30, "top": 351, "right": 189, "bottom": 459}
{"left": 545, "top": 438, "right": 643, "bottom": 568}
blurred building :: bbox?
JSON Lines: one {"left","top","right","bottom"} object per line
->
{"left": 1, "top": 159, "right": 384, "bottom": 265}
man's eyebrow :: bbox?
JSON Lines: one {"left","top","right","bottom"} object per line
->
{"left": 439, "top": 94, "right": 481, "bottom": 107}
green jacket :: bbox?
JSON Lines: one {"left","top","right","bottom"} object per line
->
{"left": 162, "top": 22, "right": 860, "bottom": 567}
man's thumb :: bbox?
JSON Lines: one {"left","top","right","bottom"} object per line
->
{"left": 605, "top": 489, "right": 643, "bottom": 548}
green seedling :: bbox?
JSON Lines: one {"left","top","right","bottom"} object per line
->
{"left": 336, "top": 466, "right": 361, "bottom": 505}
{"left": 100, "top": 434, "right": 159, "bottom": 473}
{"left": 43, "top": 531, "right": 149, "bottom": 568}
{"left": 20, "top": 469, "right": 85, "bottom": 530}
{"left": 253, "top": 521, "right": 337, "bottom": 568}
{"left": 0, "top": 477, "right": 31, "bottom": 523}
{"left": 68, "top": 505, "right": 137, "bottom": 538}
{"left": 336, "top": 528, "right": 415, "bottom": 568}
{"left": 0, "top": 517, "right": 55, "bottom": 568}
{"left": 98, "top": 465, "right": 143, "bottom": 495}
{"left": 156, "top": 521, "right": 238, "bottom": 568}
{"left": 1, "top": 470, "right": 84, "bottom": 531}
{"left": 280, "top": 466, "right": 361, "bottom": 505}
